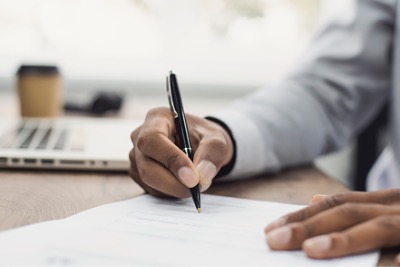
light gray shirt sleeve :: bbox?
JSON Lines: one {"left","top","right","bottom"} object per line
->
{"left": 213, "top": 0, "right": 395, "bottom": 180}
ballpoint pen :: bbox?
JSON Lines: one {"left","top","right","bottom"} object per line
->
{"left": 166, "top": 71, "right": 201, "bottom": 213}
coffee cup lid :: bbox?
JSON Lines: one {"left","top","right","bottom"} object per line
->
{"left": 17, "top": 65, "right": 59, "bottom": 76}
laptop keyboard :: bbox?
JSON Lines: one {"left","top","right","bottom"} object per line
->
{"left": 0, "top": 120, "right": 83, "bottom": 151}
{"left": 36, "top": 128, "right": 52, "bottom": 149}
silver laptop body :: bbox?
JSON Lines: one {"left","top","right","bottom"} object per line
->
{"left": 0, "top": 118, "right": 139, "bottom": 171}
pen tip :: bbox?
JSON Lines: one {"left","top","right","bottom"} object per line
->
{"left": 197, "top": 208, "right": 201, "bottom": 213}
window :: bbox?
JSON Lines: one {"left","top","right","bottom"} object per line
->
{"left": 0, "top": 0, "right": 329, "bottom": 93}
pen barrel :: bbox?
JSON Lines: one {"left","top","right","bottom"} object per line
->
{"left": 167, "top": 71, "right": 200, "bottom": 212}
{"left": 174, "top": 115, "right": 193, "bottom": 160}
{"left": 169, "top": 73, "right": 193, "bottom": 160}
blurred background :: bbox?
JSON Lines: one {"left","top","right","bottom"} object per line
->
{"left": 0, "top": 0, "right": 352, "bottom": 186}
{"left": 0, "top": 0, "right": 342, "bottom": 94}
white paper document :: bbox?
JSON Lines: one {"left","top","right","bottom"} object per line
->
{"left": 0, "top": 194, "right": 378, "bottom": 266}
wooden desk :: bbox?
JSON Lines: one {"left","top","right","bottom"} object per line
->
{"left": 0, "top": 165, "right": 346, "bottom": 231}
{"left": 0, "top": 166, "right": 395, "bottom": 265}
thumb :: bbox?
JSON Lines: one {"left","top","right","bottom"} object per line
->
{"left": 396, "top": 253, "right": 400, "bottom": 266}
{"left": 196, "top": 160, "right": 218, "bottom": 187}
{"left": 189, "top": 116, "right": 234, "bottom": 189}
{"left": 193, "top": 139, "right": 233, "bottom": 187}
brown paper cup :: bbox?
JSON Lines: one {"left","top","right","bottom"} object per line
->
{"left": 17, "top": 65, "right": 62, "bottom": 118}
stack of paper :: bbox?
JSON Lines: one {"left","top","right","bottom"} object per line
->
{"left": 0, "top": 195, "right": 378, "bottom": 266}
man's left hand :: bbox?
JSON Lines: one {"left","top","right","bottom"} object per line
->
{"left": 264, "top": 189, "right": 400, "bottom": 264}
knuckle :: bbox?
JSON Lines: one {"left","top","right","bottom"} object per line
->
{"left": 136, "top": 133, "right": 155, "bottom": 152}
{"left": 324, "top": 193, "right": 346, "bottom": 208}
{"left": 147, "top": 107, "right": 170, "bottom": 118}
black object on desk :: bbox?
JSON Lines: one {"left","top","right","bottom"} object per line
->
{"left": 64, "top": 91, "right": 123, "bottom": 116}
{"left": 166, "top": 71, "right": 201, "bottom": 213}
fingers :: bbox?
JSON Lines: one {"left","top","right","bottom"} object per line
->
{"left": 265, "top": 193, "right": 352, "bottom": 232}
{"left": 133, "top": 147, "right": 192, "bottom": 198}
{"left": 264, "top": 189, "right": 400, "bottom": 261}
{"left": 266, "top": 203, "right": 400, "bottom": 250}
{"left": 129, "top": 148, "right": 168, "bottom": 197}
{"left": 129, "top": 107, "right": 234, "bottom": 197}
{"left": 135, "top": 108, "right": 199, "bottom": 188}
{"left": 303, "top": 215, "right": 400, "bottom": 259}
{"left": 129, "top": 113, "right": 193, "bottom": 197}
{"left": 265, "top": 189, "right": 400, "bottom": 233}
{"left": 137, "top": 132, "right": 198, "bottom": 188}
{"left": 370, "top": 188, "right": 400, "bottom": 204}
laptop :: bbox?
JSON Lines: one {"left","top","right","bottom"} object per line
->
{"left": 0, "top": 117, "right": 140, "bottom": 171}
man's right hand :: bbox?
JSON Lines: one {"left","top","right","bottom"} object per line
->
{"left": 129, "top": 107, "right": 234, "bottom": 198}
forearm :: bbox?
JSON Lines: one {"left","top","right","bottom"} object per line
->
{"left": 212, "top": 0, "right": 394, "bottom": 180}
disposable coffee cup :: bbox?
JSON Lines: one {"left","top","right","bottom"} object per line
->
{"left": 17, "top": 65, "right": 62, "bottom": 117}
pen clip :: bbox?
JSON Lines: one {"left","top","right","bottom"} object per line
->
{"left": 166, "top": 74, "right": 178, "bottom": 119}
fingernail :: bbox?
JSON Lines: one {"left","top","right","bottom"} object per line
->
{"left": 196, "top": 160, "right": 217, "bottom": 184}
{"left": 178, "top": 167, "right": 198, "bottom": 188}
{"left": 265, "top": 218, "right": 286, "bottom": 233}
{"left": 303, "top": 235, "right": 332, "bottom": 254}
{"left": 310, "top": 194, "right": 328, "bottom": 204}
{"left": 266, "top": 226, "right": 292, "bottom": 248}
